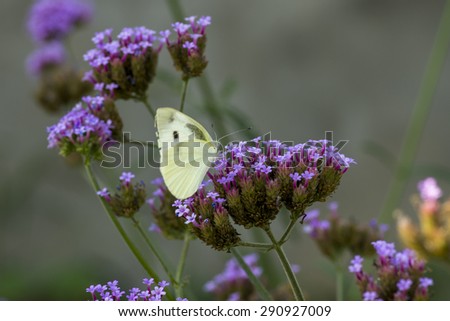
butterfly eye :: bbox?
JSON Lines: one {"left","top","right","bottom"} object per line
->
{"left": 173, "top": 131, "right": 179, "bottom": 140}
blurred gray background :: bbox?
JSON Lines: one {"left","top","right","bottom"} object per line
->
{"left": 1, "top": 0, "right": 450, "bottom": 300}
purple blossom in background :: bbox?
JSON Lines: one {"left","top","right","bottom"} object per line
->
{"left": 204, "top": 253, "right": 263, "bottom": 300}
{"left": 397, "top": 279, "right": 412, "bottom": 292}
{"left": 349, "top": 240, "right": 432, "bottom": 300}
{"left": 417, "top": 177, "right": 442, "bottom": 202}
{"left": 27, "top": 0, "right": 93, "bottom": 43}
{"left": 363, "top": 291, "right": 378, "bottom": 301}
{"left": 348, "top": 255, "right": 363, "bottom": 273}
{"left": 419, "top": 277, "right": 433, "bottom": 289}
{"left": 26, "top": 42, "right": 65, "bottom": 76}
{"left": 86, "top": 278, "right": 177, "bottom": 301}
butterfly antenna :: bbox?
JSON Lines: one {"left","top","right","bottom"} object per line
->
{"left": 210, "top": 123, "right": 218, "bottom": 142}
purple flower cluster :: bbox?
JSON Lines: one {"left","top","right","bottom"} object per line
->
{"left": 83, "top": 27, "right": 160, "bottom": 99}
{"left": 172, "top": 137, "right": 354, "bottom": 249}
{"left": 303, "top": 203, "right": 388, "bottom": 260}
{"left": 173, "top": 180, "right": 240, "bottom": 251}
{"left": 349, "top": 240, "right": 433, "bottom": 300}
{"left": 204, "top": 253, "right": 262, "bottom": 301}
{"left": 163, "top": 16, "right": 211, "bottom": 80}
{"left": 26, "top": 42, "right": 66, "bottom": 76}
{"left": 97, "top": 171, "right": 146, "bottom": 218}
{"left": 47, "top": 100, "right": 113, "bottom": 160}
{"left": 86, "top": 278, "right": 180, "bottom": 301}
{"left": 162, "top": 16, "right": 211, "bottom": 54}
{"left": 27, "top": 0, "right": 93, "bottom": 43}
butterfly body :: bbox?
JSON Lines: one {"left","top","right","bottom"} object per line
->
{"left": 155, "top": 107, "right": 218, "bottom": 199}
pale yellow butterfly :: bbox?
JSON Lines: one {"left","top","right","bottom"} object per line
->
{"left": 155, "top": 107, "right": 218, "bottom": 199}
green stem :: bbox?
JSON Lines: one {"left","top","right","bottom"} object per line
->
{"left": 180, "top": 79, "right": 189, "bottom": 112}
{"left": 230, "top": 248, "right": 273, "bottom": 301}
{"left": 84, "top": 165, "right": 163, "bottom": 285}
{"left": 379, "top": 0, "right": 450, "bottom": 223}
{"left": 131, "top": 217, "right": 175, "bottom": 284}
{"left": 264, "top": 227, "right": 305, "bottom": 301}
{"left": 166, "top": 0, "right": 185, "bottom": 20}
{"left": 278, "top": 217, "right": 299, "bottom": 245}
{"left": 335, "top": 263, "right": 344, "bottom": 301}
{"left": 141, "top": 97, "right": 155, "bottom": 118}
{"left": 175, "top": 232, "right": 191, "bottom": 298}
{"left": 238, "top": 241, "right": 273, "bottom": 250}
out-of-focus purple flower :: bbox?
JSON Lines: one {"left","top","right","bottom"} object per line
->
{"left": 27, "top": 0, "right": 93, "bottom": 43}
{"left": 363, "top": 291, "right": 379, "bottom": 301}
{"left": 397, "top": 279, "right": 412, "bottom": 292}
{"left": 204, "top": 253, "right": 263, "bottom": 300}
{"left": 26, "top": 42, "right": 65, "bottom": 76}
{"left": 417, "top": 177, "right": 442, "bottom": 202}
{"left": 304, "top": 204, "right": 386, "bottom": 260}
{"left": 419, "top": 277, "right": 433, "bottom": 289}
{"left": 86, "top": 278, "right": 176, "bottom": 301}
{"left": 348, "top": 255, "right": 363, "bottom": 274}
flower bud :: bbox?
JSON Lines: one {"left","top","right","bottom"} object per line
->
{"left": 147, "top": 178, "right": 187, "bottom": 240}
{"left": 98, "top": 172, "right": 146, "bottom": 218}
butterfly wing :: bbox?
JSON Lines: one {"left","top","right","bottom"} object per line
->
{"left": 155, "top": 107, "right": 217, "bottom": 199}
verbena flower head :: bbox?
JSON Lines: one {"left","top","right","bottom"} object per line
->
{"left": 162, "top": 16, "right": 211, "bottom": 80}
{"left": 396, "top": 177, "right": 450, "bottom": 263}
{"left": 211, "top": 138, "right": 354, "bottom": 228}
{"left": 147, "top": 178, "right": 188, "bottom": 240}
{"left": 204, "top": 253, "right": 263, "bottom": 301}
{"left": 81, "top": 95, "right": 123, "bottom": 140}
{"left": 27, "top": 0, "right": 93, "bottom": 43}
{"left": 173, "top": 137, "right": 354, "bottom": 250}
{"left": 173, "top": 180, "right": 241, "bottom": 251}
{"left": 26, "top": 42, "right": 65, "bottom": 76}
{"left": 83, "top": 27, "right": 160, "bottom": 100}
{"left": 47, "top": 99, "right": 114, "bottom": 161}
{"left": 349, "top": 240, "right": 432, "bottom": 301}
{"left": 86, "top": 278, "right": 179, "bottom": 301}
{"left": 303, "top": 202, "right": 388, "bottom": 261}
{"left": 98, "top": 172, "right": 146, "bottom": 218}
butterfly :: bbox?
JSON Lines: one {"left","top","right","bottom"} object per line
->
{"left": 155, "top": 107, "right": 218, "bottom": 199}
